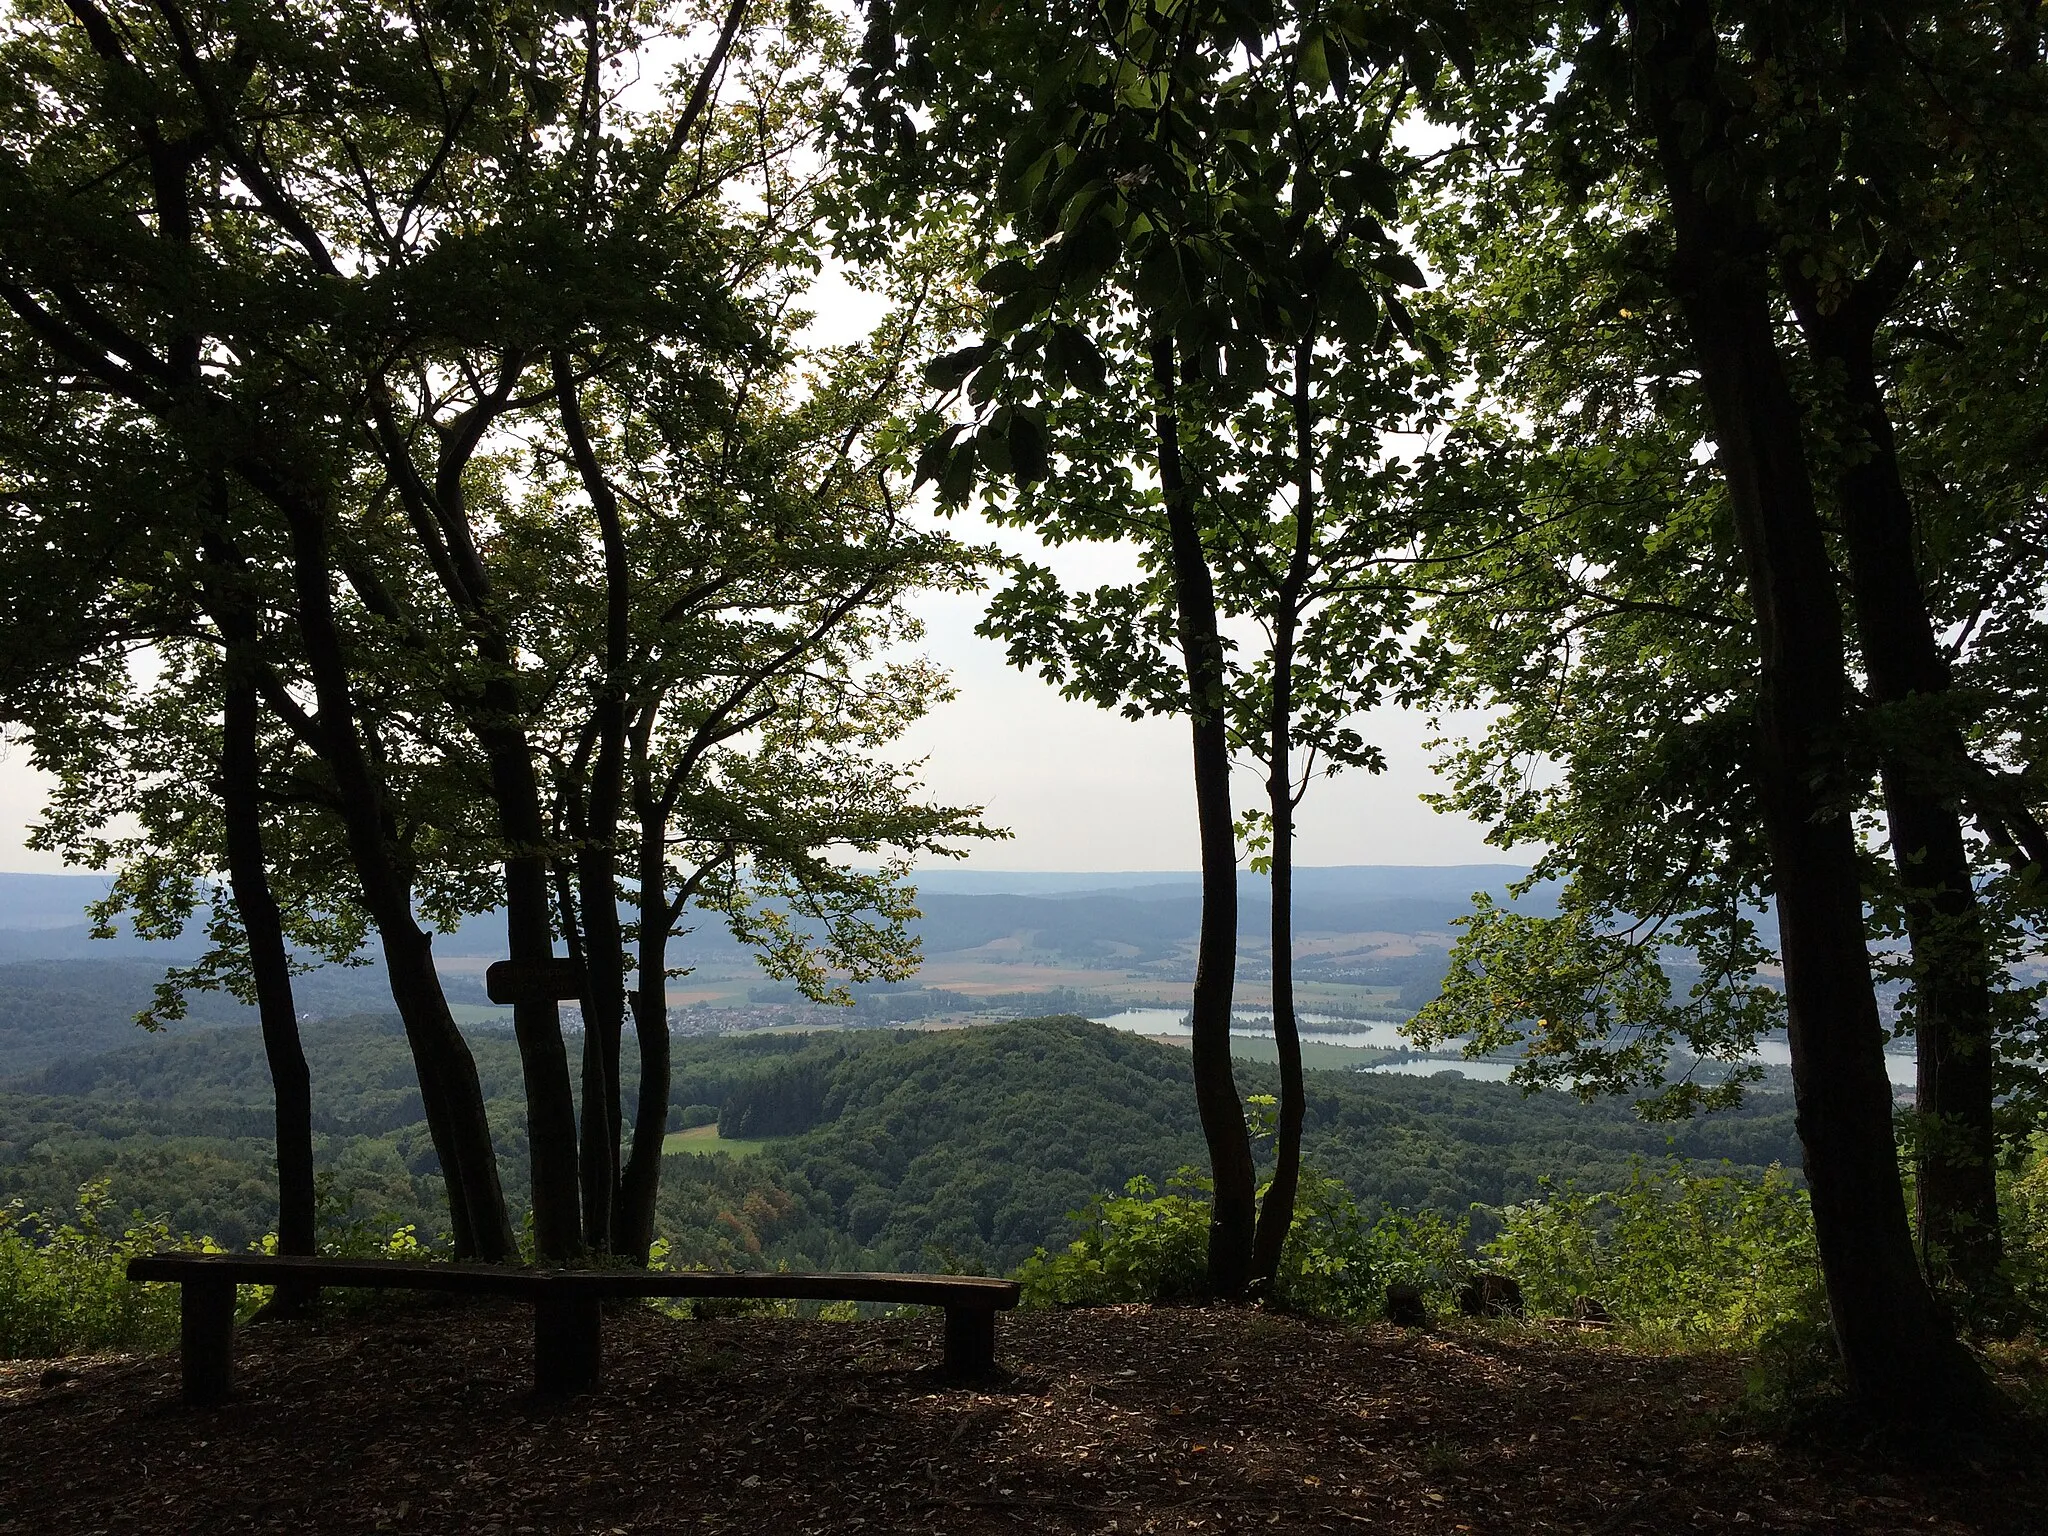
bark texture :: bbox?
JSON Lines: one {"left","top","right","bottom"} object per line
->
{"left": 1627, "top": 0, "right": 1990, "bottom": 1421}
{"left": 1788, "top": 271, "right": 2003, "bottom": 1299}
{"left": 1250, "top": 340, "right": 1319, "bottom": 1289}
{"left": 1151, "top": 331, "right": 1257, "bottom": 1299}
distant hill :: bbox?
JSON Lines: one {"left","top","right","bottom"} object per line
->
{"left": 0, "top": 1013, "right": 1802, "bottom": 1264}
{"left": 902, "top": 864, "right": 1537, "bottom": 900}
{"left": 0, "top": 865, "right": 1544, "bottom": 980}
{"left": 0, "top": 872, "right": 112, "bottom": 929}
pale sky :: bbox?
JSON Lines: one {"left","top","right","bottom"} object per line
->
{"left": 887, "top": 512, "right": 1507, "bottom": 873}
{"left": 0, "top": 564, "right": 1504, "bottom": 876}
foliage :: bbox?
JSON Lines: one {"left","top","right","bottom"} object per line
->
{"left": 0, "top": 0, "right": 999, "bottom": 1263}
{"left": 0, "top": 1180, "right": 196, "bottom": 1359}
{"left": 1013, "top": 1155, "right": 1478, "bottom": 1322}
{"left": 2001, "top": 1137, "right": 2048, "bottom": 1324}
{"left": 1482, "top": 1162, "right": 1824, "bottom": 1348}
{"left": 1015, "top": 1171, "right": 1213, "bottom": 1307}
{"left": 0, "top": 1013, "right": 1805, "bottom": 1278}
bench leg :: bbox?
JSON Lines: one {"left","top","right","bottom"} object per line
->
{"left": 941, "top": 1304, "right": 997, "bottom": 1377}
{"left": 533, "top": 1289, "right": 602, "bottom": 1395}
{"left": 181, "top": 1278, "right": 237, "bottom": 1406}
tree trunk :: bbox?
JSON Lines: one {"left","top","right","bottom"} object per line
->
{"left": 1790, "top": 278, "right": 2003, "bottom": 1302}
{"left": 489, "top": 730, "right": 585, "bottom": 1263}
{"left": 615, "top": 817, "right": 675, "bottom": 1265}
{"left": 575, "top": 844, "right": 625, "bottom": 1253}
{"left": 220, "top": 651, "right": 317, "bottom": 1307}
{"left": 1251, "top": 337, "right": 1318, "bottom": 1290}
{"left": 199, "top": 529, "right": 317, "bottom": 1285}
{"left": 276, "top": 497, "right": 516, "bottom": 1260}
{"left": 1628, "top": 0, "right": 1990, "bottom": 1422}
{"left": 1150, "top": 330, "right": 1257, "bottom": 1300}
{"left": 555, "top": 351, "right": 632, "bottom": 1255}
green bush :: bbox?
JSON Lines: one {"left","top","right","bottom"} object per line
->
{"left": 1016, "top": 1141, "right": 1821, "bottom": 1347}
{"left": 1482, "top": 1160, "right": 1823, "bottom": 1345}
{"left": 1015, "top": 1170, "right": 1213, "bottom": 1307}
{"left": 0, "top": 1179, "right": 193, "bottom": 1359}
{"left": 2002, "top": 1136, "right": 2048, "bottom": 1324}
{"left": 1015, "top": 1160, "right": 1478, "bottom": 1321}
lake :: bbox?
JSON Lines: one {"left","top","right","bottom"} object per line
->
{"left": 1090, "top": 1009, "right": 1920, "bottom": 1088}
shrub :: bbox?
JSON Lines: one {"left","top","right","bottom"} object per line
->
{"left": 1016, "top": 1161, "right": 1478, "bottom": 1321}
{"left": 1482, "top": 1160, "right": 1822, "bottom": 1346}
{"left": 1015, "top": 1170, "right": 1212, "bottom": 1307}
{"left": 0, "top": 1180, "right": 195, "bottom": 1359}
{"left": 2002, "top": 1137, "right": 2048, "bottom": 1326}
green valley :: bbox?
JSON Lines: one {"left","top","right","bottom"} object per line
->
{"left": 0, "top": 1013, "right": 1800, "bottom": 1271}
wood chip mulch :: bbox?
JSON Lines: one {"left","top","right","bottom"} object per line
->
{"left": 0, "top": 1300, "right": 2040, "bottom": 1534}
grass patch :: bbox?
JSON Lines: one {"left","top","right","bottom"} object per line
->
{"left": 660, "top": 1123, "right": 781, "bottom": 1159}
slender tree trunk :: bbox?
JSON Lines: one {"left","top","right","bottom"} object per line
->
{"left": 219, "top": 654, "right": 318, "bottom": 1312}
{"left": 373, "top": 379, "right": 583, "bottom": 1263}
{"left": 574, "top": 848, "right": 625, "bottom": 1253}
{"left": 1628, "top": 0, "right": 1990, "bottom": 1422}
{"left": 488, "top": 730, "right": 585, "bottom": 1263}
{"left": 275, "top": 496, "right": 516, "bottom": 1260}
{"left": 555, "top": 352, "right": 633, "bottom": 1254}
{"left": 615, "top": 816, "right": 675, "bottom": 1264}
{"left": 1150, "top": 330, "right": 1256, "bottom": 1299}
{"left": 1251, "top": 338, "right": 1318, "bottom": 1289}
{"left": 1789, "top": 279, "right": 2003, "bottom": 1302}
{"left": 199, "top": 528, "right": 317, "bottom": 1287}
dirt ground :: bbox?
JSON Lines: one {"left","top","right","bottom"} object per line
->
{"left": 1, "top": 1301, "right": 2040, "bottom": 1534}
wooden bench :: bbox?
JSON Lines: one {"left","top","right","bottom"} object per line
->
{"left": 126, "top": 1253, "right": 1020, "bottom": 1405}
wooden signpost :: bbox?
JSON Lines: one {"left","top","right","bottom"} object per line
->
{"left": 485, "top": 957, "right": 585, "bottom": 1005}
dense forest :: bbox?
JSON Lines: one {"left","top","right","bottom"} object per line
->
{"left": 0, "top": 1014, "right": 1800, "bottom": 1265}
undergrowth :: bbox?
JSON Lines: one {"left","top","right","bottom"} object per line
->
{"left": 0, "top": 1180, "right": 195, "bottom": 1357}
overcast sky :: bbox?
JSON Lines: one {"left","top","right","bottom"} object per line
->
{"left": 0, "top": 558, "right": 1505, "bottom": 877}
{"left": 882, "top": 508, "right": 1509, "bottom": 872}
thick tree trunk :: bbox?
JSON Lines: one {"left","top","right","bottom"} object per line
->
{"left": 1150, "top": 330, "right": 1257, "bottom": 1300}
{"left": 1628, "top": 0, "right": 1990, "bottom": 1422}
{"left": 276, "top": 499, "right": 516, "bottom": 1260}
{"left": 1790, "top": 282, "right": 2003, "bottom": 1301}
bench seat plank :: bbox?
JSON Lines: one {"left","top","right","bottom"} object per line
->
{"left": 128, "top": 1253, "right": 552, "bottom": 1295}
{"left": 126, "top": 1253, "right": 1017, "bottom": 1402}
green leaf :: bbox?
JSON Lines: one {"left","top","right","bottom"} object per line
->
{"left": 938, "top": 439, "right": 979, "bottom": 504}
{"left": 1049, "top": 323, "right": 1108, "bottom": 393}
{"left": 923, "top": 343, "right": 996, "bottom": 392}
{"left": 1299, "top": 33, "right": 1330, "bottom": 94}
{"left": 911, "top": 424, "right": 966, "bottom": 490}
{"left": 977, "top": 257, "right": 1033, "bottom": 296}
{"left": 1372, "top": 250, "right": 1427, "bottom": 288}
{"left": 1007, "top": 407, "right": 1050, "bottom": 486}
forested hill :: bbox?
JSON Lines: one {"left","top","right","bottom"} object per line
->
{"left": 0, "top": 1013, "right": 1800, "bottom": 1269}
{"left": 0, "top": 866, "right": 1543, "bottom": 983}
